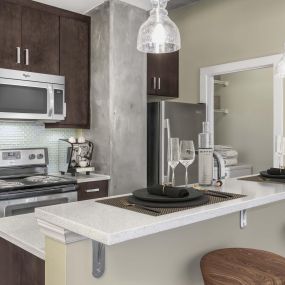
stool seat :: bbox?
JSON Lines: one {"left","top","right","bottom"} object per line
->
{"left": 201, "top": 248, "right": 285, "bottom": 285}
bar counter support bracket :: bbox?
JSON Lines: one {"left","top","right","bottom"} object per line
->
{"left": 92, "top": 240, "right": 105, "bottom": 278}
{"left": 240, "top": 209, "right": 248, "bottom": 229}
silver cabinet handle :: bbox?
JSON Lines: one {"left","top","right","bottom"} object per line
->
{"left": 153, "top": 77, "right": 157, "bottom": 90}
{"left": 85, "top": 188, "right": 100, "bottom": 193}
{"left": 16, "top": 47, "right": 21, "bottom": 64}
{"left": 24, "top": 49, "right": 29, "bottom": 66}
{"left": 158, "top": 77, "right": 161, "bottom": 90}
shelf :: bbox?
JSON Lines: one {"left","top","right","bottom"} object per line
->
{"left": 214, "top": 79, "right": 229, "bottom": 87}
{"left": 214, "top": 109, "right": 229, "bottom": 114}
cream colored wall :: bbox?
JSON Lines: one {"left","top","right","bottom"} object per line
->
{"left": 170, "top": 0, "right": 285, "bottom": 103}
{"left": 214, "top": 68, "right": 273, "bottom": 173}
{"left": 45, "top": 201, "right": 285, "bottom": 285}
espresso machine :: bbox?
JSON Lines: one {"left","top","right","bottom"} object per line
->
{"left": 58, "top": 139, "right": 95, "bottom": 176}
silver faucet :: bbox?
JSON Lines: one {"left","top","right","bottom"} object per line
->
{"left": 213, "top": 151, "right": 226, "bottom": 183}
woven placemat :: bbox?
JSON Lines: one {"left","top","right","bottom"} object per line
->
{"left": 239, "top": 175, "right": 285, "bottom": 184}
{"left": 97, "top": 191, "right": 246, "bottom": 217}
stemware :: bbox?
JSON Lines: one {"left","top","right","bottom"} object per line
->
{"left": 179, "top": 140, "right": 195, "bottom": 187}
{"left": 168, "top": 138, "right": 180, "bottom": 186}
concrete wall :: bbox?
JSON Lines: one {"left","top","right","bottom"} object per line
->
{"left": 45, "top": 200, "right": 285, "bottom": 285}
{"left": 215, "top": 68, "right": 273, "bottom": 173}
{"left": 85, "top": 1, "right": 147, "bottom": 195}
{"left": 170, "top": 0, "right": 285, "bottom": 104}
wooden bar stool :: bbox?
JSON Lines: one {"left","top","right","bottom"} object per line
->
{"left": 201, "top": 248, "right": 285, "bottom": 285}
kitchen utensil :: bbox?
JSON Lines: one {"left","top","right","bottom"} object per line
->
{"left": 133, "top": 188, "right": 203, "bottom": 203}
{"left": 179, "top": 140, "right": 195, "bottom": 187}
{"left": 128, "top": 195, "right": 210, "bottom": 208}
{"left": 168, "top": 138, "right": 180, "bottom": 186}
{"left": 121, "top": 200, "right": 161, "bottom": 214}
{"left": 260, "top": 171, "right": 285, "bottom": 179}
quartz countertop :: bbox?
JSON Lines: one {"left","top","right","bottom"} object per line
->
{"left": 50, "top": 172, "right": 111, "bottom": 183}
{"left": 0, "top": 213, "right": 44, "bottom": 260}
{"left": 35, "top": 178, "right": 285, "bottom": 246}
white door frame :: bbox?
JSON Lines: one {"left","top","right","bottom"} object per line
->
{"left": 200, "top": 54, "right": 283, "bottom": 167}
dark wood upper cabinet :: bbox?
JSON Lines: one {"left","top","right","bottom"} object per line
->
{"left": 147, "top": 51, "right": 179, "bottom": 99}
{"left": 21, "top": 7, "right": 60, "bottom": 75}
{"left": 0, "top": 1, "right": 22, "bottom": 70}
{"left": 54, "top": 16, "right": 90, "bottom": 128}
{"left": 0, "top": 0, "right": 91, "bottom": 129}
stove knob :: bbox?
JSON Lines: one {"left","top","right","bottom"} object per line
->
{"left": 29, "top": 154, "right": 36, "bottom": 160}
{"left": 37, "top": 154, "right": 44, "bottom": 159}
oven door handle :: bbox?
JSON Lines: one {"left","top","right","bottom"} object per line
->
{"left": 4, "top": 197, "right": 68, "bottom": 217}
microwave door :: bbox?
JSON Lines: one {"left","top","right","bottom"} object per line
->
{"left": 0, "top": 78, "right": 50, "bottom": 120}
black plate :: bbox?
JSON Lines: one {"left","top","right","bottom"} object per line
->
{"left": 132, "top": 187, "right": 203, "bottom": 203}
{"left": 260, "top": 171, "right": 285, "bottom": 179}
{"left": 128, "top": 195, "right": 209, "bottom": 208}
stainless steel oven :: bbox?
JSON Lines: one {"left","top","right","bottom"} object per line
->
{"left": 0, "top": 68, "right": 66, "bottom": 122}
{"left": 0, "top": 188, "right": 77, "bottom": 218}
{"left": 0, "top": 148, "right": 78, "bottom": 217}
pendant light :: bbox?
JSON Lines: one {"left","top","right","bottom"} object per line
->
{"left": 276, "top": 43, "right": 285, "bottom": 78}
{"left": 137, "top": 0, "right": 181, "bottom": 54}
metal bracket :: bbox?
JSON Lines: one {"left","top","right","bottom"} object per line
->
{"left": 240, "top": 209, "right": 248, "bottom": 229}
{"left": 92, "top": 241, "right": 105, "bottom": 278}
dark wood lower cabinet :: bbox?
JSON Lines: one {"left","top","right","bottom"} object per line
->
{"left": 78, "top": 180, "right": 109, "bottom": 201}
{"left": 0, "top": 237, "right": 44, "bottom": 285}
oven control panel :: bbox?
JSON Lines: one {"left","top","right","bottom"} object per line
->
{"left": 0, "top": 148, "right": 47, "bottom": 167}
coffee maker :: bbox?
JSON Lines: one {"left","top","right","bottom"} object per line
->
{"left": 58, "top": 139, "right": 95, "bottom": 176}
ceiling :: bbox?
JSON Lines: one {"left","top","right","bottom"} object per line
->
{"left": 33, "top": 0, "right": 199, "bottom": 14}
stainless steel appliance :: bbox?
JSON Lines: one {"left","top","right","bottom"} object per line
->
{"left": 0, "top": 68, "right": 66, "bottom": 122}
{"left": 58, "top": 139, "right": 95, "bottom": 176}
{"left": 0, "top": 148, "right": 77, "bottom": 217}
{"left": 147, "top": 102, "right": 206, "bottom": 186}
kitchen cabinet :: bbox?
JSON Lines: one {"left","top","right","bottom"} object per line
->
{"left": 0, "top": 237, "right": 44, "bottom": 285}
{"left": 50, "top": 16, "right": 90, "bottom": 128}
{"left": 78, "top": 180, "right": 108, "bottom": 201}
{"left": 0, "top": 0, "right": 91, "bottom": 129}
{"left": 0, "top": 2, "right": 22, "bottom": 70}
{"left": 21, "top": 7, "right": 59, "bottom": 75}
{"left": 147, "top": 51, "right": 179, "bottom": 99}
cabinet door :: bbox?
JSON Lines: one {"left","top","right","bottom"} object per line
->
{"left": 0, "top": 2, "right": 22, "bottom": 70}
{"left": 157, "top": 51, "right": 179, "bottom": 98}
{"left": 53, "top": 16, "right": 90, "bottom": 128}
{"left": 147, "top": 51, "right": 179, "bottom": 98}
{"left": 147, "top": 54, "right": 160, "bottom": 95}
{"left": 21, "top": 7, "right": 60, "bottom": 75}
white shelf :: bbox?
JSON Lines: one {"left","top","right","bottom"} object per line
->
{"left": 214, "top": 108, "right": 229, "bottom": 114}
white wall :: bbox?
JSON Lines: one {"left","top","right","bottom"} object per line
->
{"left": 170, "top": 0, "right": 285, "bottom": 103}
{"left": 214, "top": 68, "right": 273, "bottom": 173}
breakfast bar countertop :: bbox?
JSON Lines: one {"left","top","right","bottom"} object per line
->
{"left": 35, "top": 178, "right": 285, "bottom": 246}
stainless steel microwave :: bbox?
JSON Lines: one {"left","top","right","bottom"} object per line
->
{"left": 0, "top": 68, "right": 66, "bottom": 122}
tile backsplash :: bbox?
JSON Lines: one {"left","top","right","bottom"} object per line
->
{"left": 0, "top": 121, "right": 78, "bottom": 173}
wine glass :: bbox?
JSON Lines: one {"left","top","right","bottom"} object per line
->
{"left": 275, "top": 136, "right": 285, "bottom": 169}
{"left": 179, "top": 140, "right": 195, "bottom": 187}
{"left": 168, "top": 138, "right": 180, "bottom": 186}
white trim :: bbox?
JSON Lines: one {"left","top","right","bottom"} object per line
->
{"left": 200, "top": 54, "right": 283, "bottom": 167}
{"left": 37, "top": 219, "right": 86, "bottom": 244}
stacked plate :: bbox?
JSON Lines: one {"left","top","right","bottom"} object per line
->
{"left": 128, "top": 187, "right": 209, "bottom": 208}
{"left": 260, "top": 169, "right": 285, "bottom": 180}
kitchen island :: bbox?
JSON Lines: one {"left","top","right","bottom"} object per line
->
{"left": 21, "top": 178, "right": 285, "bottom": 284}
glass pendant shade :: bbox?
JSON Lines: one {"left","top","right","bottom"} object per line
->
{"left": 137, "top": 0, "right": 181, "bottom": 54}
{"left": 276, "top": 45, "right": 285, "bottom": 78}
